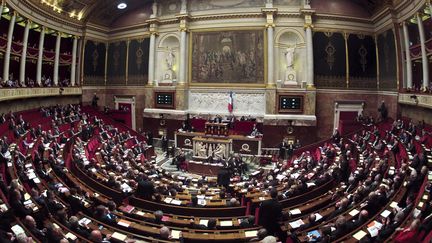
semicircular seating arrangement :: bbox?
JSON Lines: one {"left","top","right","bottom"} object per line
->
{"left": 0, "top": 105, "right": 430, "bottom": 243}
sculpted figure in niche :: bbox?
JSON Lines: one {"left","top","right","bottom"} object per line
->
{"left": 166, "top": 48, "right": 175, "bottom": 70}
{"left": 284, "top": 47, "right": 295, "bottom": 69}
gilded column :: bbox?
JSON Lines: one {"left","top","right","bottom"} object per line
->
{"left": 53, "top": 32, "right": 62, "bottom": 85}
{"left": 19, "top": 19, "right": 31, "bottom": 84}
{"left": 71, "top": 36, "right": 78, "bottom": 86}
{"left": 36, "top": 27, "right": 45, "bottom": 85}
{"left": 3, "top": 12, "right": 16, "bottom": 82}
{"left": 402, "top": 22, "right": 412, "bottom": 89}
{"left": 417, "top": 13, "right": 429, "bottom": 88}
{"left": 344, "top": 32, "right": 349, "bottom": 88}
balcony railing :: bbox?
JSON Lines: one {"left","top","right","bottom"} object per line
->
{"left": 0, "top": 87, "right": 82, "bottom": 102}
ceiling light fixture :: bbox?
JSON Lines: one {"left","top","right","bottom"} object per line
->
{"left": 117, "top": 2, "right": 127, "bottom": 10}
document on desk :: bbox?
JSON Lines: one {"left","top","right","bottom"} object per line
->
{"left": 199, "top": 219, "right": 209, "bottom": 227}
{"left": 349, "top": 209, "right": 359, "bottom": 216}
{"left": 112, "top": 232, "right": 127, "bottom": 241}
{"left": 171, "top": 230, "right": 181, "bottom": 239}
{"left": 171, "top": 199, "right": 182, "bottom": 205}
{"left": 65, "top": 232, "right": 77, "bottom": 240}
{"left": 380, "top": 209, "right": 391, "bottom": 218}
{"left": 117, "top": 219, "right": 131, "bottom": 228}
{"left": 353, "top": 230, "right": 367, "bottom": 240}
{"left": 289, "top": 219, "right": 304, "bottom": 229}
{"left": 220, "top": 220, "right": 233, "bottom": 227}
{"left": 290, "top": 208, "right": 301, "bottom": 215}
{"left": 244, "top": 230, "right": 258, "bottom": 237}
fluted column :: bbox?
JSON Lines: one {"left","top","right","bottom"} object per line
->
{"left": 3, "top": 12, "right": 16, "bottom": 82}
{"left": 53, "top": 32, "right": 61, "bottom": 85}
{"left": 36, "top": 27, "right": 46, "bottom": 85}
{"left": 70, "top": 37, "right": 78, "bottom": 86}
{"left": 148, "top": 33, "right": 156, "bottom": 85}
{"left": 305, "top": 25, "right": 314, "bottom": 87}
{"left": 402, "top": 22, "right": 413, "bottom": 88}
{"left": 19, "top": 20, "right": 31, "bottom": 84}
{"left": 267, "top": 25, "right": 274, "bottom": 86}
{"left": 76, "top": 39, "right": 82, "bottom": 86}
{"left": 179, "top": 30, "right": 187, "bottom": 85}
{"left": 417, "top": 13, "right": 429, "bottom": 88}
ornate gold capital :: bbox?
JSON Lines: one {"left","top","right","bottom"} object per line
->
{"left": 265, "top": 23, "right": 275, "bottom": 29}
{"left": 304, "top": 23, "right": 314, "bottom": 29}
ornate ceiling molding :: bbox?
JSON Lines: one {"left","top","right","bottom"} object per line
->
{"left": 6, "top": 0, "right": 84, "bottom": 35}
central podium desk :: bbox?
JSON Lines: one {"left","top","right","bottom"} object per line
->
{"left": 175, "top": 131, "right": 262, "bottom": 156}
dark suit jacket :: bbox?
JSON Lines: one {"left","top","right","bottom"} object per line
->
{"left": 259, "top": 198, "right": 283, "bottom": 233}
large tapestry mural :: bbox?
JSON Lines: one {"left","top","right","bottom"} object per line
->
{"left": 190, "top": 29, "right": 265, "bottom": 84}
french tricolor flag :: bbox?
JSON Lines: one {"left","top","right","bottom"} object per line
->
{"left": 228, "top": 91, "right": 234, "bottom": 113}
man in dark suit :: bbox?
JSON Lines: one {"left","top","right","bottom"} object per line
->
{"left": 136, "top": 176, "right": 155, "bottom": 200}
{"left": 217, "top": 167, "right": 231, "bottom": 189}
{"left": 259, "top": 189, "right": 286, "bottom": 242}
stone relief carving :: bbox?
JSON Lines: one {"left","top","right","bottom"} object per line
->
{"left": 189, "top": 0, "right": 265, "bottom": 11}
{"left": 189, "top": 91, "right": 266, "bottom": 115}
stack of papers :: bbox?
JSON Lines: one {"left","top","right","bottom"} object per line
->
{"left": 199, "top": 219, "right": 209, "bottom": 227}
{"left": 117, "top": 219, "right": 131, "bottom": 228}
{"left": 353, "top": 230, "right": 367, "bottom": 240}
{"left": 220, "top": 220, "right": 233, "bottom": 227}
{"left": 65, "top": 232, "right": 77, "bottom": 240}
{"left": 170, "top": 199, "right": 182, "bottom": 205}
{"left": 245, "top": 230, "right": 258, "bottom": 237}
{"left": 171, "top": 230, "right": 181, "bottom": 239}
{"left": 11, "top": 225, "right": 25, "bottom": 236}
{"left": 367, "top": 221, "right": 383, "bottom": 237}
{"left": 349, "top": 209, "right": 359, "bottom": 216}
{"left": 290, "top": 209, "right": 302, "bottom": 215}
{"left": 112, "top": 232, "right": 127, "bottom": 241}
{"left": 380, "top": 210, "right": 391, "bottom": 218}
{"left": 289, "top": 219, "right": 305, "bottom": 229}
{"left": 78, "top": 217, "right": 91, "bottom": 226}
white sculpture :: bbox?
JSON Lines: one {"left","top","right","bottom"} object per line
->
{"left": 151, "top": 1, "right": 158, "bottom": 18}
{"left": 180, "top": 0, "right": 187, "bottom": 13}
{"left": 284, "top": 47, "right": 296, "bottom": 69}
{"left": 166, "top": 48, "right": 175, "bottom": 70}
{"left": 266, "top": 0, "right": 273, "bottom": 8}
{"left": 284, "top": 46, "right": 297, "bottom": 84}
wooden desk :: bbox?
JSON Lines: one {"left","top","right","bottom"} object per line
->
{"left": 188, "top": 161, "right": 224, "bottom": 176}
{"left": 175, "top": 131, "right": 262, "bottom": 155}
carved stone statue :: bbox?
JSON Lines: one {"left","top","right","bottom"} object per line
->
{"left": 196, "top": 142, "right": 207, "bottom": 157}
{"left": 214, "top": 144, "right": 226, "bottom": 160}
{"left": 166, "top": 48, "right": 175, "bottom": 70}
{"left": 151, "top": 1, "right": 158, "bottom": 17}
{"left": 284, "top": 46, "right": 297, "bottom": 84}
{"left": 180, "top": 0, "right": 187, "bottom": 13}
{"left": 284, "top": 47, "right": 295, "bottom": 69}
{"left": 266, "top": 0, "right": 273, "bottom": 7}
